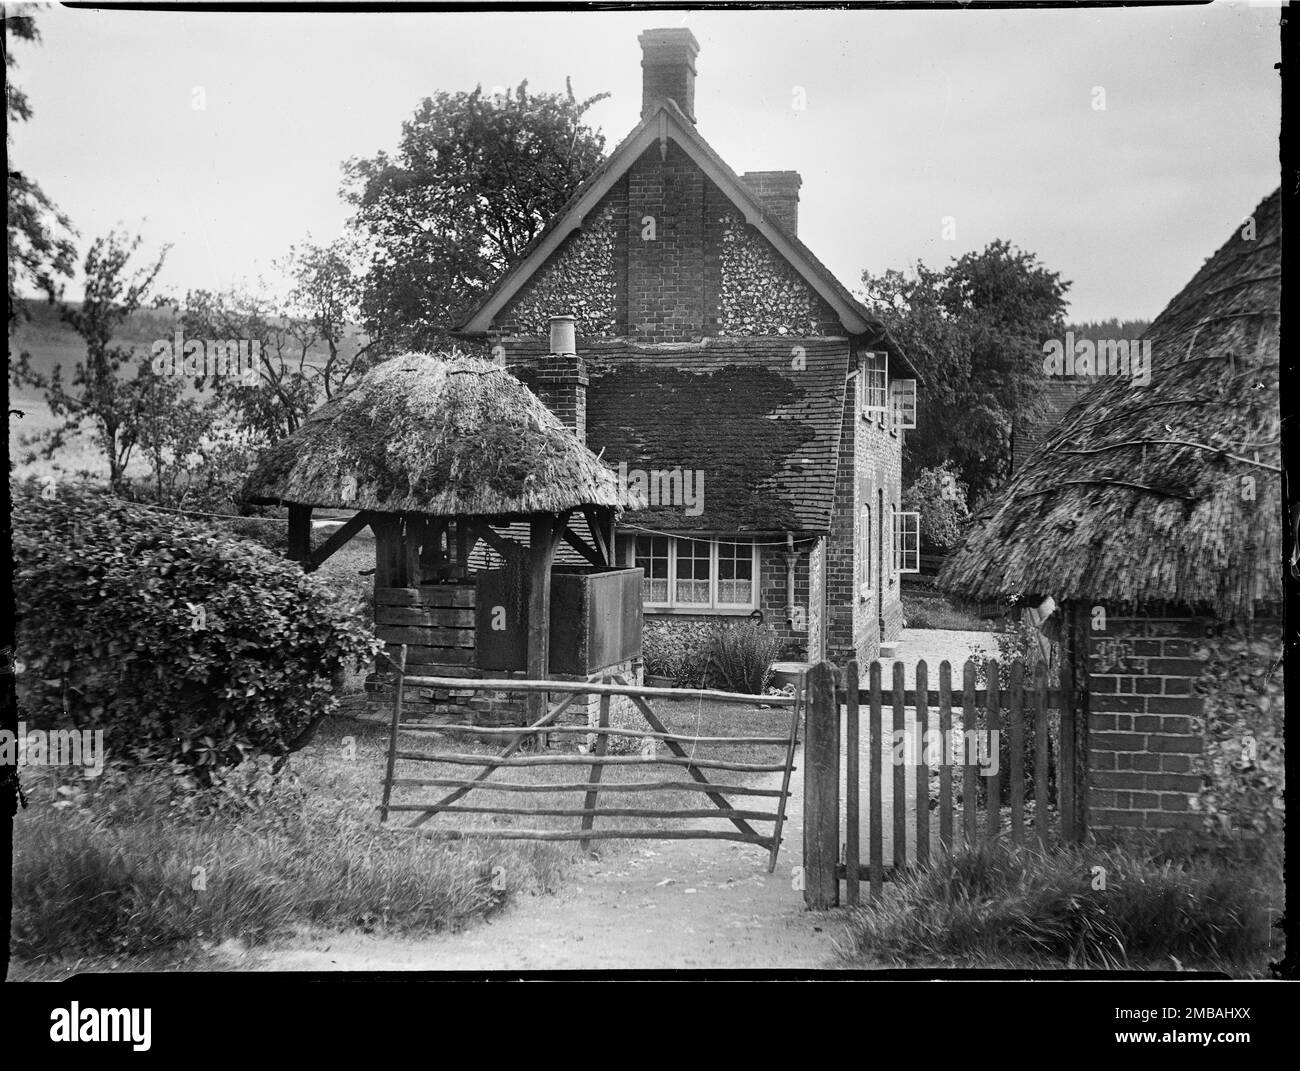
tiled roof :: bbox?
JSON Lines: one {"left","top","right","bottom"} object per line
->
{"left": 1011, "top": 378, "right": 1094, "bottom": 473}
{"left": 512, "top": 337, "right": 849, "bottom": 533}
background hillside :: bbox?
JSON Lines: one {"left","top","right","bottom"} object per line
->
{"left": 8, "top": 301, "right": 367, "bottom": 483}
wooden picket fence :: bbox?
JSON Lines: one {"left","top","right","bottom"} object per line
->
{"left": 377, "top": 646, "right": 803, "bottom": 872}
{"left": 803, "top": 656, "right": 1085, "bottom": 909}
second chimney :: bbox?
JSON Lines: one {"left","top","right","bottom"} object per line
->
{"left": 742, "top": 171, "right": 802, "bottom": 235}
{"left": 536, "top": 315, "right": 588, "bottom": 444}
{"left": 639, "top": 28, "right": 700, "bottom": 123}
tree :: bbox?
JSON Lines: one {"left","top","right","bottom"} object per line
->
{"left": 6, "top": 13, "right": 76, "bottom": 329}
{"left": 282, "top": 237, "right": 383, "bottom": 400}
{"left": 12, "top": 231, "right": 169, "bottom": 490}
{"left": 861, "top": 241, "right": 1070, "bottom": 500}
{"left": 176, "top": 284, "right": 319, "bottom": 443}
{"left": 178, "top": 250, "right": 379, "bottom": 446}
{"left": 342, "top": 79, "right": 608, "bottom": 352}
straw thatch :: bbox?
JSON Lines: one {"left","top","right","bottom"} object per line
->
{"left": 242, "top": 353, "right": 623, "bottom": 517}
{"left": 938, "top": 189, "right": 1281, "bottom": 619}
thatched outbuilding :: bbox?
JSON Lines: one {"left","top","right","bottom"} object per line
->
{"left": 938, "top": 189, "right": 1282, "bottom": 836}
{"left": 243, "top": 352, "right": 642, "bottom": 724}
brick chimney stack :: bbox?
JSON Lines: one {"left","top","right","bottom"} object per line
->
{"left": 536, "top": 315, "right": 588, "bottom": 445}
{"left": 742, "top": 171, "right": 802, "bottom": 235}
{"left": 639, "top": 28, "right": 700, "bottom": 123}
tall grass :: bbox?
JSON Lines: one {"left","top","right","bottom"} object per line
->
{"left": 13, "top": 699, "right": 791, "bottom": 965}
{"left": 840, "top": 839, "right": 1282, "bottom": 974}
{"left": 11, "top": 717, "right": 570, "bottom": 963}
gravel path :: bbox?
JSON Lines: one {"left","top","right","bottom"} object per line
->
{"left": 237, "top": 746, "right": 852, "bottom": 972}
{"left": 226, "top": 629, "right": 996, "bottom": 972}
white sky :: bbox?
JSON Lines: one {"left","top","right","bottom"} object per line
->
{"left": 8, "top": 2, "right": 1281, "bottom": 323}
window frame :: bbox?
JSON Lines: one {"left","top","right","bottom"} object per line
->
{"left": 858, "top": 350, "right": 889, "bottom": 422}
{"left": 893, "top": 508, "right": 921, "bottom": 574}
{"left": 631, "top": 535, "right": 761, "bottom": 612}
{"left": 890, "top": 378, "right": 918, "bottom": 431}
{"left": 857, "top": 503, "right": 872, "bottom": 600}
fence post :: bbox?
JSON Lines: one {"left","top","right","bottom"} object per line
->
{"left": 803, "top": 661, "right": 839, "bottom": 910}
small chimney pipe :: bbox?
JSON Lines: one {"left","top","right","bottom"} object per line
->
{"left": 549, "top": 315, "right": 577, "bottom": 356}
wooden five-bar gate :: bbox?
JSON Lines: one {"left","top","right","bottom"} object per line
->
{"left": 378, "top": 647, "right": 803, "bottom": 871}
{"left": 802, "top": 657, "right": 1086, "bottom": 909}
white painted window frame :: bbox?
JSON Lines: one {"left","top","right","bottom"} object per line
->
{"left": 632, "top": 535, "right": 760, "bottom": 612}
{"left": 890, "top": 378, "right": 918, "bottom": 430}
{"left": 893, "top": 509, "right": 922, "bottom": 574}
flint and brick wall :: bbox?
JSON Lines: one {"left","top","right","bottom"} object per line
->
{"left": 826, "top": 348, "right": 905, "bottom": 666}
{"left": 1086, "top": 615, "right": 1208, "bottom": 832}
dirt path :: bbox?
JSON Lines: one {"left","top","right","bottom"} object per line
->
{"left": 239, "top": 746, "right": 854, "bottom": 971}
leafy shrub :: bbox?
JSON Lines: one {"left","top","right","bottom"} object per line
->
{"left": 13, "top": 480, "right": 382, "bottom": 776}
{"left": 710, "top": 622, "right": 780, "bottom": 695}
{"left": 902, "top": 463, "right": 970, "bottom": 550}
{"left": 841, "top": 840, "right": 1280, "bottom": 972}
{"left": 968, "top": 614, "right": 1058, "bottom": 689}
{"left": 642, "top": 620, "right": 717, "bottom": 688}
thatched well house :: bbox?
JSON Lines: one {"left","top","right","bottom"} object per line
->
{"left": 938, "top": 188, "right": 1283, "bottom": 837}
{"left": 243, "top": 352, "right": 642, "bottom": 724}
{"left": 456, "top": 28, "right": 924, "bottom": 669}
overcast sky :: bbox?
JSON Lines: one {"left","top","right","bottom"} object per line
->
{"left": 9, "top": 2, "right": 1280, "bottom": 324}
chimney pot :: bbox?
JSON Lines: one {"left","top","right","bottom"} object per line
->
{"left": 639, "top": 27, "right": 700, "bottom": 124}
{"left": 548, "top": 314, "right": 577, "bottom": 356}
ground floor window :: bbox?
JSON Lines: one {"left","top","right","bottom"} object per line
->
{"left": 631, "top": 535, "right": 759, "bottom": 610}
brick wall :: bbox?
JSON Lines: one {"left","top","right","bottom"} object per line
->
{"left": 534, "top": 354, "right": 588, "bottom": 445}
{"left": 1086, "top": 614, "right": 1208, "bottom": 832}
{"left": 628, "top": 142, "right": 705, "bottom": 342}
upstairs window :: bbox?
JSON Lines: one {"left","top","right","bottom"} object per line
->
{"left": 890, "top": 378, "right": 917, "bottom": 430}
{"left": 858, "top": 351, "right": 888, "bottom": 419}
{"left": 893, "top": 509, "right": 921, "bottom": 574}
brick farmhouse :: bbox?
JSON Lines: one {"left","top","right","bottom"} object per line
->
{"left": 458, "top": 28, "right": 923, "bottom": 668}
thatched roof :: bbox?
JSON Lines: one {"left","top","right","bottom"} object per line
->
{"left": 242, "top": 353, "right": 624, "bottom": 517}
{"left": 938, "top": 189, "right": 1281, "bottom": 619}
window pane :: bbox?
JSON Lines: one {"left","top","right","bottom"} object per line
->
{"left": 676, "top": 579, "right": 710, "bottom": 603}
{"left": 636, "top": 535, "right": 670, "bottom": 600}
{"left": 718, "top": 578, "right": 752, "bottom": 604}
{"left": 679, "top": 539, "right": 710, "bottom": 581}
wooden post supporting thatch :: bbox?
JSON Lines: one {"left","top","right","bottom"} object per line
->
{"left": 287, "top": 504, "right": 312, "bottom": 563}
{"left": 1060, "top": 601, "right": 1090, "bottom": 842}
{"left": 526, "top": 514, "right": 560, "bottom": 727}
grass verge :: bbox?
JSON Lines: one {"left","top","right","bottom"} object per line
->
{"left": 837, "top": 837, "right": 1283, "bottom": 975}
{"left": 11, "top": 694, "right": 792, "bottom": 975}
